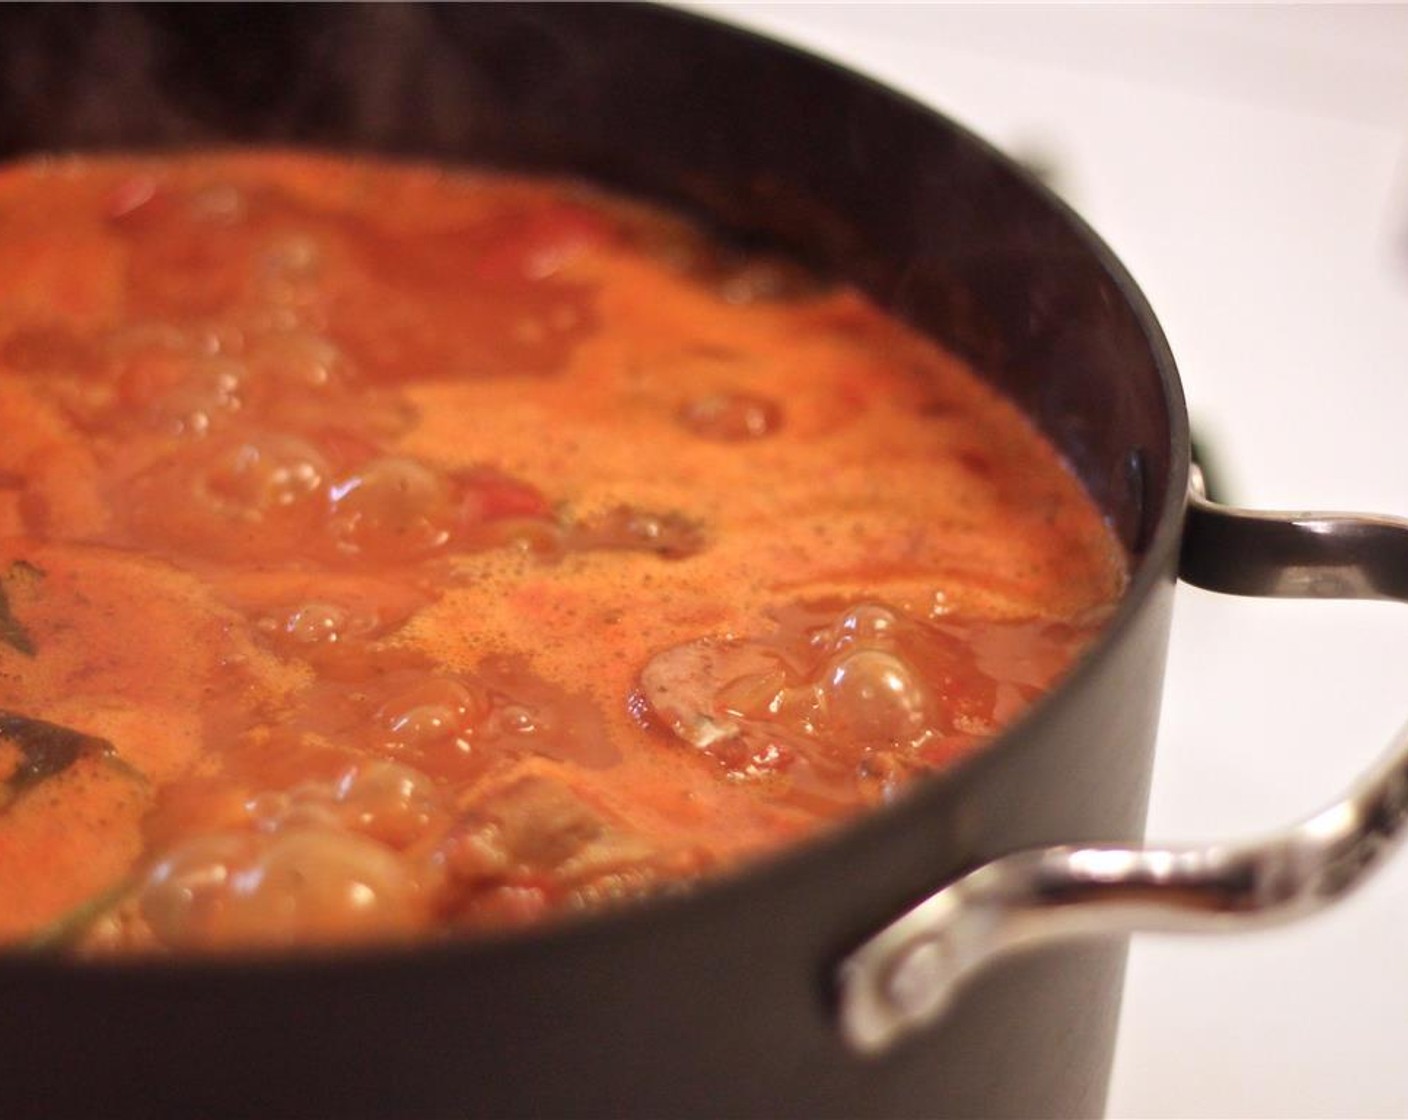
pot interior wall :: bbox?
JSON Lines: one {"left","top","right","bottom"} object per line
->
{"left": 0, "top": 3, "right": 1177, "bottom": 556}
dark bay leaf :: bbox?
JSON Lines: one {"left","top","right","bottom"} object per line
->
{"left": 0, "top": 710, "right": 118, "bottom": 810}
{"left": 0, "top": 561, "right": 41, "bottom": 657}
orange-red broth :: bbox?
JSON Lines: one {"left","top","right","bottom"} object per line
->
{"left": 0, "top": 153, "right": 1125, "bottom": 953}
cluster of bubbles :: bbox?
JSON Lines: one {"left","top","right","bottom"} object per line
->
{"left": 135, "top": 761, "right": 449, "bottom": 949}
{"left": 638, "top": 602, "right": 984, "bottom": 794}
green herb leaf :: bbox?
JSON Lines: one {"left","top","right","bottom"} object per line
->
{"left": 22, "top": 877, "right": 133, "bottom": 953}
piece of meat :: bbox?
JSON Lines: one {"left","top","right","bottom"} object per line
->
{"left": 635, "top": 637, "right": 785, "bottom": 749}
{"left": 565, "top": 505, "right": 705, "bottom": 559}
{"left": 436, "top": 759, "right": 707, "bottom": 930}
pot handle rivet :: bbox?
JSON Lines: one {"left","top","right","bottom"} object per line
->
{"left": 881, "top": 935, "right": 949, "bottom": 1019}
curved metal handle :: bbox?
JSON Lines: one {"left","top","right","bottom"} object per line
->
{"left": 837, "top": 472, "right": 1408, "bottom": 1055}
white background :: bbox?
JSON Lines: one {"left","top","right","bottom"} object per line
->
{"left": 695, "top": 5, "right": 1408, "bottom": 1117}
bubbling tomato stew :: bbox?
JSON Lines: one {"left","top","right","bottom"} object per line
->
{"left": 0, "top": 153, "right": 1125, "bottom": 953}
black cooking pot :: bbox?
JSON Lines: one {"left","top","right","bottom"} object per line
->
{"left": 5, "top": 5, "right": 1403, "bottom": 1118}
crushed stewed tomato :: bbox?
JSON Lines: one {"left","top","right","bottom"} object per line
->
{"left": 0, "top": 153, "right": 1124, "bottom": 953}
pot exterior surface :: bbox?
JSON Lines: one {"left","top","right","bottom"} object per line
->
{"left": 0, "top": 5, "right": 1186, "bottom": 1117}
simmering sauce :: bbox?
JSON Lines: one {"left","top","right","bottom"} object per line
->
{"left": 0, "top": 153, "right": 1125, "bottom": 953}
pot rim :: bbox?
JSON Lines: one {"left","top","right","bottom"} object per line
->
{"left": 0, "top": 1, "right": 1190, "bottom": 982}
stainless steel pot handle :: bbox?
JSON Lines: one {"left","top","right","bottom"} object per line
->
{"left": 837, "top": 467, "right": 1408, "bottom": 1055}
